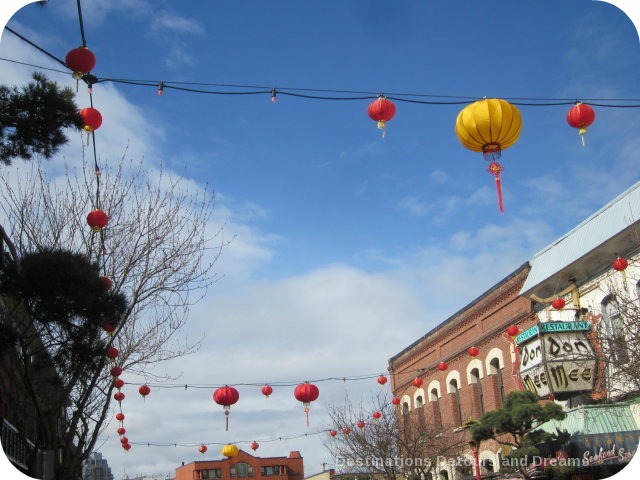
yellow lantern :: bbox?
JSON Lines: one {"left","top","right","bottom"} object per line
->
{"left": 455, "top": 98, "right": 522, "bottom": 213}
{"left": 222, "top": 444, "right": 239, "bottom": 458}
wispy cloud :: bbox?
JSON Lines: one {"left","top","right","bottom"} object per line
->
{"left": 150, "top": 12, "right": 205, "bottom": 36}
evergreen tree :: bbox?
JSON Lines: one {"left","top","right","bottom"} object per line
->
{"left": 0, "top": 72, "right": 83, "bottom": 165}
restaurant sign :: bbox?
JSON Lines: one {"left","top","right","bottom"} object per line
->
{"left": 517, "top": 322, "right": 596, "bottom": 399}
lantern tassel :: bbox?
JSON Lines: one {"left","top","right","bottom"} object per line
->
{"left": 225, "top": 408, "right": 229, "bottom": 431}
{"left": 495, "top": 176, "right": 504, "bottom": 214}
{"left": 304, "top": 406, "right": 310, "bottom": 427}
{"left": 579, "top": 128, "right": 587, "bottom": 147}
{"left": 377, "top": 120, "right": 386, "bottom": 138}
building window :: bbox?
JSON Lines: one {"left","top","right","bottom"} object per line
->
{"left": 261, "top": 465, "right": 284, "bottom": 476}
{"left": 429, "top": 388, "right": 438, "bottom": 402}
{"left": 489, "top": 358, "right": 504, "bottom": 406}
{"left": 202, "top": 469, "right": 222, "bottom": 479}
{"left": 602, "top": 295, "right": 629, "bottom": 363}
{"left": 236, "top": 462, "right": 249, "bottom": 477}
{"left": 415, "top": 395, "right": 423, "bottom": 408}
{"left": 449, "top": 379, "right": 463, "bottom": 425}
{"left": 470, "top": 368, "right": 484, "bottom": 416}
{"left": 402, "top": 402, "right": 410, "bottom": 415}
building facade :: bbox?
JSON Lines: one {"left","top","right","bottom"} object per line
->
{"left": 175, "top": 450, "right": 304, "bottom": 480}
{"left": 389, "top": 263, "right": 537, "bottom": 479}
{"left": 82, "top": 451, "right": 115, "bottom": 480}
{"left": 389, "top": 181, "right": 640, "bottom": 480}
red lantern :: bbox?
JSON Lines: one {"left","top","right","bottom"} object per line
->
{"left": 437, "top": 362, "right": 448, "bottom": 372}
{"left": 110, "top": 366, "right": 123, "bottom": 377}
{"left": 412, "top": 377, "right": 423, "bottom": 388}
{"left": 373, "top": 411, "right": 382, "bottom": 421}
{"left": 102, "top": 320, "right": 117, "bottom": 334}
{"left": 117, "top": 427, "right": 126, "bottom": 435}
{"left": 330, "top": 430, "right": 338, "bottom": 437}
{"left": 294, "top": 382, "right": 319, "bottom": 427}
{"left": 115, "top": 412, "right": 125, "bottom": 422}
{"left": 65, "top": 47, "right": 95, "bottom": 78}
{"left": 567, "top": 103, "right": 595, "bottom": 146}
{"left": 114, "top": 391, "right": 125, "bottom": 402}
{"left": 213, "top": 385, "right": 240, "bottom": 431}
{"left": 357, "top": 420, "right": 365, "bottom": 429}
{"left": 123, "top": 443, "right": 131, "bottom": 451}
{"left": 114, "top": 378, "right": 125, "bottom": 389}
{"left": 120, "top": 436, "right": 128, "bottom": 444}
{"left": 468, "top": 347, "right": 479, "bottom": 358}
{"left": 101, "top": 276, "right": 113, "bottom": 291}
{"left": 199, "top": 444, "right": 208, "bottom": 454}
{"left": 139, "top": 385, "right": 151, "bottom": 399}
{"left": 343, "top": 427, "right": 351, "bottom": 435}
{"left": 613, "top": 257, "right": 628, "bottom": 272}
{"left": 261, "top": 384, "right": 273, "bottom": 398}
{"left": 87, "top": 209, "right": 109, "bottom": 231}
{"left": 367, "top": 96, "right": 396, "bottom": 137}
{"left": 79, "top": 107, "right": 102, "bottom": 132}
{"left": 377, "top": 374, "right": 388, "bottom": 386}
{"left": 551, "top": 297, "right": 566, "bottom": 310}
{"left": 251, "top": 441, "right": 259, "bottom": 451}
{"left": 506, "top": 325, "right": 519, "bottom": 337}
{"left": 106, "top": 347, "right": 119, "bottom": 359}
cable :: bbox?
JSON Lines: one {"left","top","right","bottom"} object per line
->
{"left": 128, "top": 430, "right": 329, "bottom": 448}
{"left": 4, "top": 27, "right": 68, "bottom": 68}
{"left": 75, "top": 0, "right": 88, "bottom": 47}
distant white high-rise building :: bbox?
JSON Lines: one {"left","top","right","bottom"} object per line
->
{"left": 83, "top": 452, "right": 114, "bottom": 480}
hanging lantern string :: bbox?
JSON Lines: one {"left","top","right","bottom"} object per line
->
{"left": 4, "top": 32, "right": 640, "bottom": 108}
{"left": 128, "top": 429, "right": 329, "bottom": 448}
{"left": 75, "top": 0, "right": 88, "bottom": 48}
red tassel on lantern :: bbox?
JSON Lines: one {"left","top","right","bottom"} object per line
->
{"left": 213, "top": 386, "right": 240, "bottom": 431}
{"left": 486, "top": 159, "right": 505, "bottom": 214}
{"left": 294, "top": 382, "right": 319, "bottom": 427}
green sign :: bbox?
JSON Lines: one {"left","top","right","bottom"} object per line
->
{"left": 515, "top": 322, "right": 591, "bottom": 345}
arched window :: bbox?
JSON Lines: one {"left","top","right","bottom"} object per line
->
{"left": 449, "top": 379, "right": 463, "bottom": 425}
{"left": 402, "top": 402, "right": 410, "bottom": 415}
{"left": 470, "top": 368, "right": 484, "bottom": 416}
{"left": 439, "top": 470, "right": 449, "bottom": 480}
{"left": 429, "top": 388, "right": 439, "bottom": 402}
{"left": 489, "top": 357, "right": 505, "bottom": 405}
{"left": 602, "top": 295, "right": 629, "bottom": 363}
{"left": 416, "top": 395, "right": 424, "bottom": 408}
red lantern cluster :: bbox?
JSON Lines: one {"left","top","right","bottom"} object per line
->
{"left": 293, "top": 382, "right": 319, "bottom": 427}
{"left": 551, "top": 297, "right": 566, "bottom": 310}
{"left": 567, "top": 103, "right": 595, "bottom": 146}
{"left": 65, "top": 47, "right": 95, "bottom": 79}
{"left": 213, "top": 385, "right": 240, "bottom": 431}
{"left": 367, "top": 97, "right": 396, "bottom": 137}
{"left": 613, "top": 257, "right": 628, "bottom": 272}
{"left": 87, "top": 209, "right": 109, "bottom": 231}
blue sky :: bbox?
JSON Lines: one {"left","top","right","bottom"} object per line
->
{"left": 1, "top": 1, "right": 640, "bottom": 479}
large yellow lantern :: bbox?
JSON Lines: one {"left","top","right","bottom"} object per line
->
{"left": 455, "top": 98, "right": 522, "bottom": 213}
{"left": 222, "top": 444, "right": 239, "bottom": 458}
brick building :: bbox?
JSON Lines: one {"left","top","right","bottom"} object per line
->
{"left": 175, "top": 450, "right": 304, "bottom": 480}
{"left": 388, "top": 263, "right": 536, "bottom": 478}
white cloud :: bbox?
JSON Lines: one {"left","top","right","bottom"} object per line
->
{"left": 151, "top": 13, "right": 204, "bottom": 36}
